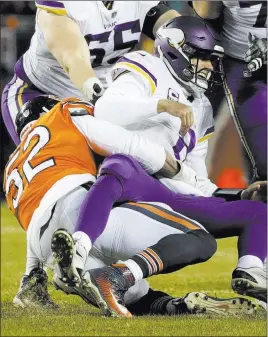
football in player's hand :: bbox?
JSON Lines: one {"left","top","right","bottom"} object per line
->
{"left": 241, "top": 181, "right": 267, "bottom": 203}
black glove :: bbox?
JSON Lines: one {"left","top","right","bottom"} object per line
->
{"left": 91, "top": 82, "right": 105, "bottom": 105}
{"left": 241, "top": 181, "right": 267, "bottom": 203}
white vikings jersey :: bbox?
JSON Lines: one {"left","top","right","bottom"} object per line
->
{"left": 23, "top": 1, "right": 159, "bottom": 99}
{"left": 95, "top": 51, "right": 217, "bottom": 195}
{"left": 222, "top": 1, "right": 267, "bottom": 59}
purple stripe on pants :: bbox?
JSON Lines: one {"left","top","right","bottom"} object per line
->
{"left": 1, "top": 75, "right": 20, "bottom": 145}
{"left": 14, "top": 57, "right": 32, "bottom": 84}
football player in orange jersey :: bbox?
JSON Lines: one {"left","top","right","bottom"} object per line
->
{"left": 4, "top": 94, "right": 185, "bottom": 308}
{"left": 7, "top": 96, "right": 258, "bottom": 316}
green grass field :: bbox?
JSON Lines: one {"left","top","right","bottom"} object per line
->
{"left": 1, "top": 204, "right": 266, "bottom": 336}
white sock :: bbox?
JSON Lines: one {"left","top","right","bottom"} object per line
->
{"left": 123, "top": 259, "right": 143, "bottom": 283}
{"left": 237, "top": 255, "right": 263, "bottom": 269}
{"left": 72, "top": 231, "right": 92, "bottom": 256}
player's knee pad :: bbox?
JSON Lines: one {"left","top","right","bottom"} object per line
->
{"left": 100, "top": 154, "right": 142, "bottom": 185}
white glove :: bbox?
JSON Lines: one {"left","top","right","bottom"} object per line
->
{"left": 244, "top": 33, "right": 267, "bottom": 73}
{"left": 81, "top": 77, "right": 105, "bottom": 103}
{"left": 173, "top": 161, "right": 217, "bottom": 196}
{"left": 173, "top": 161, "right": 198, "bottom": 186}
{"left": 159, "top": 178, "right": 206, "bottom": 196}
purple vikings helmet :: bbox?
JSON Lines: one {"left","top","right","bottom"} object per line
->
{"left": 155, "top": 16, "right": 225, "bottom": 97}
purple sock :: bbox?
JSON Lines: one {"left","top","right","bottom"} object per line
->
{"left": 76, "top": 174, "right": 123, "bottom": 243}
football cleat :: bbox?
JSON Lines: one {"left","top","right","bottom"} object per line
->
{"left": 13, "top": 267, "right": 58, "bottom": 309}
{"left": 51, "top": 229, "right": 96, "bottom": 305}
{"left": 169, "top": 292, "right": 257, "bottom": 316}
{"left": 51, "top": 229, "right": 86, "bottom": 286}
{"left": 232, "top": 267, "right": 267, "bottom": 302}
{"left": 81, "top": 265, "right": 135, "bottom": 318}
{"left": 53, "top": 273, "right": 98, "bottom": 307}
{"left": 258, "top": 300, "right": 267, "bottom": 311}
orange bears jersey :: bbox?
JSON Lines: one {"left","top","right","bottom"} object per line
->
{"left": 4, "top": 98, "right": 97, "bottom": 231}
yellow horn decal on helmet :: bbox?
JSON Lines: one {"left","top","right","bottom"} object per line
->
{"left": 167, "top": 38, "right": 185, "bottom": 49}
{"left": 177, "top": 38, "right": 185, "bottom": 48}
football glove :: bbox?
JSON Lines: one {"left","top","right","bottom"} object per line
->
{"left": 244, "top": 33, "right": 267, "bottom": 73}
{"left": 173, "top": 161, "right": 217, "bottom": 196}
{"left": 241, "top": 181, "right": 267, "bottom": 203}
{"left": 81, "top": 77, "right": 105, "bottom": 104}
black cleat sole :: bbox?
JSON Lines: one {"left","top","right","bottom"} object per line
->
{"left": 232, "top": 278, "right": 267, "bottom": 303}
{"left": 51, "top": 229, "right": 76, "bottom": 282}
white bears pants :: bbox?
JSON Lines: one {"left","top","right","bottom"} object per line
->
{"left": 27, "top": 186, "right": 205, "bottom": 305}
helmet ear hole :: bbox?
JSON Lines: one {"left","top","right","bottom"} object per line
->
{"left": 22, "top": 108, "right": 30, "bottom": 118}
{"left": 167, "top": 52, "right": 178, "bottom": 60}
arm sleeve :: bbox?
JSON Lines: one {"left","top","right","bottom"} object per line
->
{"left": 142, "top": 2, "right": 171, "bottom": 39}
{"left": 71, "top": 114, "right": 166, "bottom": 174}
{"left": 95, "top": 71, "right": 159, "bottom": 126}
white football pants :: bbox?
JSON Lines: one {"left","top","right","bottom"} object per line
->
{"left": 27, "top": 186, "right": 204, "bottom": 305}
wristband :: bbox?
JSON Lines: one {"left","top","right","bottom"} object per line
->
{"left": 213, "top": 188, "right": 244, "bottom": 201}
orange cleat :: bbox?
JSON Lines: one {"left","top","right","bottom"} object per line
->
{"left": 81, "top": 265, "right": 134, "bottom": 318}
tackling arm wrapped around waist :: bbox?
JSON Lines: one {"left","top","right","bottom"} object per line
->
{"left": 72, "top": 114, "right": 166, "bottom": 175}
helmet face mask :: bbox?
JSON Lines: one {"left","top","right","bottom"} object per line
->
{"left": 155, "top": 16, "right": 226, "bottom": 98}
{"left": 187, "top": 54, "right": 226, "bottom": 94}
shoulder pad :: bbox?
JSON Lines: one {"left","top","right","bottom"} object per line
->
{"left": 36, "top": 1, "right": 91, "bottom": 20}
{"left": 62, "top": 99, "right": 94, "bottom": 116}
{"left": 63, "top": 1, "right": 92, "bottom": 21}
{"left": 110, "top": 51, "right": 158, "bottom": 94}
